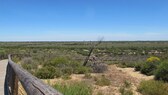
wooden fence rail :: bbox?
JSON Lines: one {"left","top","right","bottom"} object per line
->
{"left": 4, "top": 55, "right": 62, "bottom": 95}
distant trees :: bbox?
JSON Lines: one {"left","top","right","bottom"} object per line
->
{"left": 0, "top": 48, "right": 6, "bottom": 59}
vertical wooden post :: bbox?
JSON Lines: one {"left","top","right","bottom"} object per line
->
{"left": 11, "top": 68, "right": 18, "bottom": 95}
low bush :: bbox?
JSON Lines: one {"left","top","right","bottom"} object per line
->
{"left": 12, "top": 56, "right": 20, "bottom": 63}
{"left": 61, "top": 67, "right": 73, "bottom": 75}
{"left": 134, "top": 62, "right": 143, "bottom": 71}
{"left": 21, "top": 57, "right": 37, "bottom": 73}
{"left": 134, "top": 56, "right": 161, "bottom": 75}
{"left": 138, "top": 80, "right": 168, "bottom": 95}
{"left": 74, "top": 66, "right": 92, "bottom": 74}
{"left": 53, "top": 81, "right": 92, "bottom": 95}
{"left": 155, "top": 61, "right": 168, "bottom": 82}
{"left": 45, "top": 57, "right": 92, "bottom": 74}
{"left": 21, "top": 57, "right": 34, "bottom": 64}
{"left": 140, "top": 56, "right": 160, "bottom": 75}
{"left": 54, "top": 68, "right": 62, "bottom": 78}
{"left": 45, "top": 57, "right": 70, "bottom": 67}
{"left": 35, "top": 66, "right": 61, "bottom": 79}
{"left": 140, "top": 62, "right": 157, "bottom": 75}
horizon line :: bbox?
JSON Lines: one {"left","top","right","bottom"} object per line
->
{"left": 0, "top": 40, "right": 168, "bottom": 42}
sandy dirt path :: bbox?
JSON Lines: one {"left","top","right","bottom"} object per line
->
{"left": 112, "top": 65, "right": 154, "bottom": 95}
{"left": 115, "top": 65, "right": 154, "bottom": 84}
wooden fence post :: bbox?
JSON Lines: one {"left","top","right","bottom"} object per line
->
{"left": 11, "top": 69, "right": 18, "bottom": 95}
{"left": 4, "top": 54, "right": 62, "bottom": 95}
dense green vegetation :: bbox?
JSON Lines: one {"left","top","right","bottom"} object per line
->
{"left": 155, "top": 61, "right": 168, "bottom": 82}
{"left": 34, "top": 57, "right": 92, "bottom": 79}
{"left": 1, "top": 41, "right": 168, "bottom": 65}
{"left": 135, "top": 56, "right": 160, "bottom": 75}
{"left": 1, "top": 41, "right": 168, "bottom": 77}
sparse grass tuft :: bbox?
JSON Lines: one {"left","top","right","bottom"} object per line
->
{"left": 53, "top": 81, "right": 92, "bottom": 95}
{"left": 124, "top": 80, "right": 131, "bottom": 88}
{"left": 119, "top": 80, "right": 133, "bottom": 95}
{"left": 138, "top": 80, "right": 168, "bottom": 95}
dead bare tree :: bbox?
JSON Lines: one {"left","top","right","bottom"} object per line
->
{"left": 83, "top": 37, "right": 103, "bottom": 66}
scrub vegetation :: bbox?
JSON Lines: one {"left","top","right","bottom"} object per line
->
{"left": 1, "top": 41, "right": 168, "bottom": 95}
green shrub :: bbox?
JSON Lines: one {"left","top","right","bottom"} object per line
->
{"left": 95, "top": 75, "right": 111, "bottom": 86}
{"left": 53, "top": 81, "right": 92, "bottom": 95}
{"left": 140, "top": 63, "right": 154, "bottom": 75}
{"left": 74, "top": 66, "right": 92, "bottom": 74}
{"left": 134, "top": 62, "right": 143, "bottom": 71}
{"left": 54, "top": 68, "right": 62, "bottom": 78}
{"left": 22, "top": 63, "right": 31, "bottom": 70}
{"left": 138, "top": 80, "right": 168, "bottom": 95}
{"left": 45, "top": 57, "right": 90, "bottom": 75}
{"left": 155, "top": 61, "right": 168, "bottom": 82}
{"left": 61, "top": 67, "right": 73, "bottom": 75}
{"left": 21, "top": 57, "right": 34, "bottom": 64}
{"left": 140, "top": 61, "right": 159, "bottom": 76}
{"left": 21, "top": 57, "right": 37, "bottom": 73}
{"left": 45, "top": 57, "right": 69, "bottom": 67}
{"left": 35, "top": 66, "right": 61, "bottom": 79}
{"left": 12, "top": 56, "right": 20, "bottom": 63}
{"left": 135, "top": 56, "right": 161, "bottom": 75}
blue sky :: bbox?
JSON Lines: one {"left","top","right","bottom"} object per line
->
{"left": 0, "top": 0, "right": 168, "bottom": 41}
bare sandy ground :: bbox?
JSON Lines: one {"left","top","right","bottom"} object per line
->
{"left": 43, "top": 65, "right": 154, "bottom": 95}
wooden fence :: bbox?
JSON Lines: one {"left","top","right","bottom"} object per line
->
{"left": 4, "top": 55, "right": 62, "bottom": 95}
